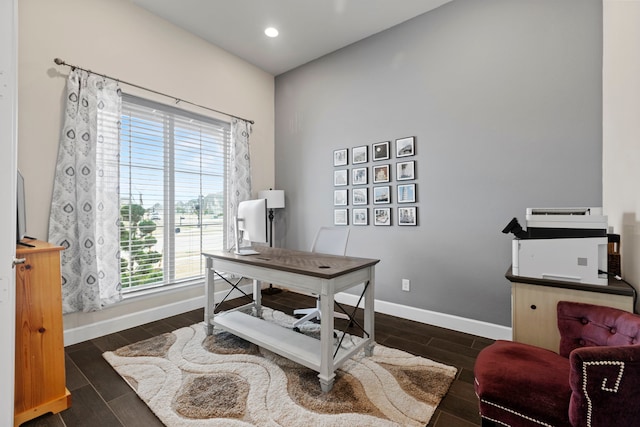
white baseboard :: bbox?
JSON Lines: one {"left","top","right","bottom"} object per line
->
{"left": 335, "top": 292, "right": 512, "bottom": 341}
{"left": 63, "top": 284, "right": 252, "bottom": 346}
{"left": 64, "top": 284, "right": 511, "bottom": 346}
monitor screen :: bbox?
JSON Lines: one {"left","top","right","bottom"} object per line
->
{"left": 17, "top": 169, "right": 26, "bottom": 242}
{"left": 234, "top": 198, "right": 267, "bottom": 254}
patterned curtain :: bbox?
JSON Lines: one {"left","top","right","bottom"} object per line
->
{"left": 226, "top": 118, "right": 252, "bottom": 250}
{"left": 48, "top": 69, "right": 122, "bottom": 313}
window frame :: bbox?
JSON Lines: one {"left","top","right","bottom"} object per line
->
{"left": 119, "top": 93, "right": 231, "bottom": 294}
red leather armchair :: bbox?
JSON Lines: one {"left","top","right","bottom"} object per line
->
{"left": 474, "top": 301, "right": 640, "bottom": 426}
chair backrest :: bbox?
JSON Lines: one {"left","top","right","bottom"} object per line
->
{"left": 557, "top": 300, "right": 640, "bottom": 357}
{"left": 310, "top": 226, "right": 350, "bottom": 256}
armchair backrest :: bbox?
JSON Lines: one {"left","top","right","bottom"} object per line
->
{"left": 557, "top": 301, "right": 640, "bottom": 358}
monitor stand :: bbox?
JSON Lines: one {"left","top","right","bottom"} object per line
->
{"left": 18, "top": 235, "right": 37, "bottom": 247}
{"left": 233, "top": 216, "right": 258, "bottom": 255}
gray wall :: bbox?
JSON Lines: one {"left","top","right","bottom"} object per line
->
{"left": 273, "top": 0, "right": 602, "bottom": 326}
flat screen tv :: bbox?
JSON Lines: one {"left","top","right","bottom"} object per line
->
{"left": 234, "top": 198, "right": 267, "bottom": 255}
{"left": 16, "top": 169, "right": 26, "bottom": 243}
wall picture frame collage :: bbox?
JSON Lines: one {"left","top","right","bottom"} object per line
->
{"left": 333, "top": 136, "right": 418, "bottom": 226}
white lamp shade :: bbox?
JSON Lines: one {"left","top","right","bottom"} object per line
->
{"left": 258, "top": 189, "right": 285, "bottom": 209}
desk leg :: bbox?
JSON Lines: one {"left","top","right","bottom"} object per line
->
{"left": 318, "top": 279, "right": 336, "bottom": 392}
{"left": 364, "top": 266, "right": 376, "bottom": 356}
{"left": 204, "top": 257, "right": 214, "bottom": 335}
{"left": 253, "top": 279, "right": 262, "bottom": 318}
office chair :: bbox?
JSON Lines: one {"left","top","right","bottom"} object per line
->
{"left": 293, "top": 226, "right": 350, "bottom": 329}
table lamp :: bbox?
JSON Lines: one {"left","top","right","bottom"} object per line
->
{"left": 258, "top": 189, "right": 285, "bottom": 295}
{"left": 258, "top": 189, "right": 285, "bottom": 247}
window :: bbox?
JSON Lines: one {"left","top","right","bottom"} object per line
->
{"left": 119, "top": 94, "right": 230, "bottom": 292}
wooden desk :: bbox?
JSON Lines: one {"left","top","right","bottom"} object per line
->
{"left": 506, "top": 267, "right": 635, "bottom": 352}
{"left": 202, "top": 247, "right": 379, "bottom": 392}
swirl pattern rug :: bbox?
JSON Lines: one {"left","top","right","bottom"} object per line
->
{"left": 103, "top": 308, "right": 457, "bottom": 426}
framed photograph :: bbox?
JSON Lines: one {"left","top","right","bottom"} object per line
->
{"left": 334, "top": 189, "right": 348, "bottom": 206}
{"left": 397, "top": 183, "right": 416, "bottom": 203}
{"left": 334, "top": 209, "right": 348, "bottom": 226}
{"left": 352, "top": 167, "right": 368, "bottom": 185}
{"left": 373, "top": 186, "right": 391, "bottom": 204}
{"left": 398, "top": 207, "right": 417, "bottom": 226}
{"left": 334, "top": 169, "right": 348, "bottom": 186}
{"left": 372, "top": 141, "right": 390, "bottom": 161}
{"left": 353, "top": 208, "right": 368, "bottom": 226}
{"left": 352, "top": 145, "right": 368, "bottom": 164}
{"left": 396, "top": 136, "right": 415, "bottom": 157}
{"left": 374, "top": 208, "right": 391, "bottom": 226}
{"left": 373, "top": 164, "right": 390, "bottom": 183}
{"left": 396, "top": 161, "right": 415, "bottom": 181}
{"left": 333, "top": 148, "right": 348, "bottom": 166}
{"left": 352, "top": 187, "right": 368, "bottom": 205}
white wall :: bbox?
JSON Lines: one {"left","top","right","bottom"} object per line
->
{"left": 1, "top": 0, "right": 18, "bottom": 423}
{"left": 19, "top": 0, "right": 275, "bottom": 241}
{"left": 18, "top": 0, "right": 275, "bottom": 341}
{"left": 603, "top": 0, "right": 640, "bottom": 309}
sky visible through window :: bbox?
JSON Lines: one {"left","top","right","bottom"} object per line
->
{"left": 119, "top": 105, "right": 227, "bottom": 290}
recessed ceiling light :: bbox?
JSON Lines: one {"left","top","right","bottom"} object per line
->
{"left": 264, "top": 27, "right": 279, "bottom": 38}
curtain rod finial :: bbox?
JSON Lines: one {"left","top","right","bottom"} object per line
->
{"left": 54, "top": 58, "right": 64, "bottom": 65}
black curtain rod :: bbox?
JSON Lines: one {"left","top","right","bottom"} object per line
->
{"left": 53, "top": 58, "right": 255, "bottom": 125}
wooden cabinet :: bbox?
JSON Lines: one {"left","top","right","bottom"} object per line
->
{"left": 507, "top": 267, "right": 635, "bottom": 352}
{"left": 14, "top": 241, "right": 70, "bottom": 426}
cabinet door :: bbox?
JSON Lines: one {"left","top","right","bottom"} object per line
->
{"left": 512, "top": 282, "right": 634, "bottom": 352}
{"left": 14, "top": 249, "right": 66, "bottom": 412}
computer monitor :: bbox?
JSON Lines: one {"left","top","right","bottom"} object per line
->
{"left": 234, "top": 198, "right": 267, "bottom": 255}
{"left": 17, "top": 169, "right": 26, "bottom": 242}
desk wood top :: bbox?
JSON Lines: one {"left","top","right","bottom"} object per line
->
{"left": 203, "top": 246, "right": 379, "bottom": 279}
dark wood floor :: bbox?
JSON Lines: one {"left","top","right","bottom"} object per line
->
{"left": 21, "top": 289, "right": 492, "bottom": 427}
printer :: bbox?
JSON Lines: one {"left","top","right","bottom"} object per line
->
{"left": 503, "top": 207, "right": 608, "bottom": 286}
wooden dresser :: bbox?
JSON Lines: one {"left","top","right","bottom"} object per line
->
{"left": 506, "top": 267, "right": 635, "bottom": 353}
{"left": 14, "top": 240, "right": 70, "bottom": 426}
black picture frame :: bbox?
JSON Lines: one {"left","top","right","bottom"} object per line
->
{"left": 396, "top": 161, "right": 415, "bottom": 181}
{"left": 352, "top": 145, "right": 368, "bottom": 164}
{"left": 373, "top": 164, "right": 390, "bottom": 183}
{"left": 397, "top": 183, "right": 416, "bottom": 203}
{"left": 334, "top": 208, "right": 349, "bottom": 225}
{"left": 352, "top": 187, "right": 368, "bottom": 205}
{"left": 396, "top": 136, "right": 415, "bottom": 158}
{"left": 374, "top": 208, "right": 391, "bottom": 226}
{"left": 352, "top": 167, "right": 368, "bottom": 185}
{"left": 373, "top": 186, "right": 391, "bottom": 204}
{"left": 333, "top": 148, "right": 348, "bottom": 166}
{"left": 353, "top": 208, "right": 369, "bottom": 225}
{"left": 398, "top": 206, "right": 417, "bottom": 226}
{"left": 334, "top": 169, "right": 348, "bottom": 186}
{"left": 334, "top": 189, "right": 348, "bottom": 206}
{"left": 372, "top": 141, "right": 390, "bottom": 161}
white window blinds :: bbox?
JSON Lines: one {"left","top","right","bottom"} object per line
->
{"left": 120, "top": 94, "right": 230, "bottom": 292}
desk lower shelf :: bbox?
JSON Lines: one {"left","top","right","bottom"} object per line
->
{"left": 213, "top": 311, "right": 364, "bottom": 372}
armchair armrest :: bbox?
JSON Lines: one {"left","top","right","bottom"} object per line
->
{"left": 569, "top": 344, "right": 640, "bottom": 427}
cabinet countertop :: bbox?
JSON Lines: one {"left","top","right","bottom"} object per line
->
{"left": 16, "top": 239, "right": 64, "bottom": 255}
{"left": 505, "top": 266, "right": 635, "bottom": 297}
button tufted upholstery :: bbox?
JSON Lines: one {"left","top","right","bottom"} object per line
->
{"left": 557, "top": 301, "right": 640, "bottom": 357}
{"left": 474, "top": 301, "right": 640, "bottom": 427}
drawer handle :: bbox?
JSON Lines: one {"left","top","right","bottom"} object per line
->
{"left": 38, "top": 327, "right": 46, "bottom": 333}
{"left": 530, "top": 304, "right": 537, "bottom": 310}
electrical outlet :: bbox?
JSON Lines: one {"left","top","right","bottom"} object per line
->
{"left": 402, "top": 278, "right": 410, "bottom": 292}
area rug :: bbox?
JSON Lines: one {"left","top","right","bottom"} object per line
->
{"left": 103, "top": 308, "right": 457, "bottom": 426}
